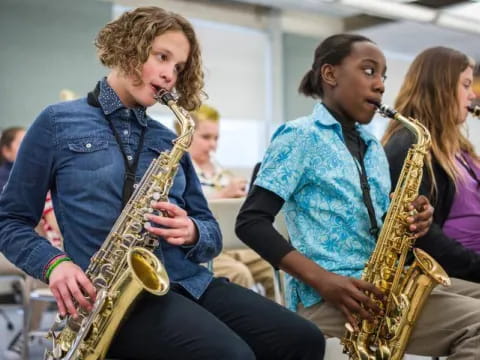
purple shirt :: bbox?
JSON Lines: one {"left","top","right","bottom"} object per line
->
{"left": 443, "top": 152, "right": 480, "bottom": 253}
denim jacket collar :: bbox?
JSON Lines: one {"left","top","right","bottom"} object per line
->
{"left": 96, "top": 78, "right": 148, "bottom": 127}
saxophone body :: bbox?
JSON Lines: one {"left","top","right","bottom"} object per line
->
{"left": 341, "top": 104, "right": 451, "bottom": 360}
{"left": 45, "top": 90, "right": 196, "bottom": 360}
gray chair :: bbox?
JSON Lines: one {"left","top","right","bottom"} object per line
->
{"left": 207, "top": 198, "right": 247, "bottom": 251}
{"left": 0, "top": 253, "right": 31, "bottom": 360}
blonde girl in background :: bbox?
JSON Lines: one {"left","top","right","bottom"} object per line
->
{"left": 184, "top": 104, "right": 274, "bottom": 298}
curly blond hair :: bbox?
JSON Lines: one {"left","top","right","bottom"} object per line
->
{"left": 95, "top": 6, "right": 204, "bottom": 110}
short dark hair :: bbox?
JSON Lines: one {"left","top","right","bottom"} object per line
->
{"left": 0, "top": 127, "right": 25, "bottom": 165}
{"left": 298, "top": 33, "right": 373, "bottom": 99}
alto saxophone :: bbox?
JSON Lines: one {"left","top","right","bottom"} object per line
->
{"left": 341, "top": 103, "right": 451, "bottom": 360}
{"left": 45, "top": 89, "right": 195, "bottom": 360}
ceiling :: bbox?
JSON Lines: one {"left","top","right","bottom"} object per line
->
{"left": 222, "top": 0, "right": 480, "bottom": 59}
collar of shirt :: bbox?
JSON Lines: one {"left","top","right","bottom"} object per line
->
{"left": 98, "top": 77, "right": 148, "bottom": 127}
{"left": 313, "top": 102, "right": 378, "bottom": 147}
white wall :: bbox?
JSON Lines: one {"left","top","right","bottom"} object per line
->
{"left": 0, "top": 0, "right": 110, "bottom": 128}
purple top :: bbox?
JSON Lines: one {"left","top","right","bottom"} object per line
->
{"left": 443, "top": 152, "right": 480, "bottom": 253}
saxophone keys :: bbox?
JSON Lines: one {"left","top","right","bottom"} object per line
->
{"left": 143, "top": 213, "right": 152, "bottom": 221}
{"left": 130, "top": 221, "right": 143, "bottom": 233}
{"left": 152, "top": 192, "right": 161, "bottom": 200}
{"left": 52, "top": 346, "right": 62, "bottom": 358}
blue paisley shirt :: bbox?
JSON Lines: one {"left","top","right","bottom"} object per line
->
{"left": 255, "top": 103, "right": 391, "bottom": 311}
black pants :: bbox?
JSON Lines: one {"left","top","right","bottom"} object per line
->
{"left": 108, "top": 278, "right": 325, "bottom": 360}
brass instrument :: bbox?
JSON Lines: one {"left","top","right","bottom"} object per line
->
{"left": 341, "top": 103, "right": 451, "bottom": 360}
{"left": 45, "top": 89, "right": 196, "bottom": 360}
{"left": 209, "top": 154, "right": 235, "bottom": 190}
{"left": 467, "top": 105, "right": 480, "bottom": 118}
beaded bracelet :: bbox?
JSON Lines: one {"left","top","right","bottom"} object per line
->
{"left": 46, "top": 256, "right": 72, "bottom": 281}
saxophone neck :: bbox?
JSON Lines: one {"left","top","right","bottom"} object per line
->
{"left": 154, "top": 88, "right": 195, "bottom": 151}
{"left": 377, "top": 103, "right": 431, "bottom": 149}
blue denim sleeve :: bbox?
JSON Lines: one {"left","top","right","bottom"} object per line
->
{"left": 180, "top": 154, "right": 222, "bottom": 263}
{"left": 0, "top": 106, "right": 65, "bottom": 280}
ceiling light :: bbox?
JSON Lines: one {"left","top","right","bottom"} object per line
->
{"left": 340, "top": 0, "right": 436, "bottom": 22}
{"left": 435, "top": 12, "right": 478, "bottom": 33}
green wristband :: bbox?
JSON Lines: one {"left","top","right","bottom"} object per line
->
{"left": 46, "top": 257, "right": 72, "bottom": 281}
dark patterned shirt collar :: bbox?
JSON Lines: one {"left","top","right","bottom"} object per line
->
{"left": 98, "top": 78, "right": 147, "bottom": 127}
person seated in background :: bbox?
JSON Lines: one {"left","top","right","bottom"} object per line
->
{"left": 188, "top": 104, "right": 247, "bottom": 199}
{"left": 180, "top": 104, "right": 274, "bottom": 298}
{"left": 1, "top": 127, "right": 62, "bottom": 360}
{"left": 0, "top": 127, "right": 26, "bottom": 192}
{"left": 40, "top": 191, "right": 63, "bottom": 249}
{"left": 383, "top": 46, "right": 480, "bottom": 256}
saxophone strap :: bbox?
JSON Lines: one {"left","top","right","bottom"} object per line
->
{"left": 87, "top": 82, "right": 146, "bottom": 207}
{"left": 342, "top": 125, "right": 380, "bottom": 238}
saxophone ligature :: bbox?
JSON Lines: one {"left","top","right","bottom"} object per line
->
{"left": 467, "top": 105, "right": 480, "bottom": 118}
{"left": 44, "top": 89, "right": 195, "bottom": 360}
{"left": 341, "top": 102, "right": 451, "bottom": 360}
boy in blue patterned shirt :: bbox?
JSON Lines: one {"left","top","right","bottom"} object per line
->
{"left": 237, "top": 34, "right": 480, "bottom": 359}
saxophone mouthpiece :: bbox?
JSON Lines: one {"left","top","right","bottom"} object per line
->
{"left": 467, "top": 105, "right": 480, "bottom": 117}
{"left": 154, "top": 88, "right": 175, "bottom": 105}
{"left": 375, "top": 103, "right": 398, "bottom": 119}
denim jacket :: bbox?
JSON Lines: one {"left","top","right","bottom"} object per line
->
{"left": 0, "top": 79, "right": 222, "bottom": 299}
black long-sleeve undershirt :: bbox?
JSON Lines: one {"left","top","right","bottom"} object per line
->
{"left": 235, "top": 185, "right": 293, "bottom": 268}
{"left": 236, "top": 122, "right": 367, "bottom": 269}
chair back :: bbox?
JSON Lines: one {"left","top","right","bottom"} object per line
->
{"left": 207, "top": 198, "right": 246, "bottom": 250}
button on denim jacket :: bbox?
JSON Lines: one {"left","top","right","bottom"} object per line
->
{"left": 0, "top": 79, "right": 222, "bottom": 299}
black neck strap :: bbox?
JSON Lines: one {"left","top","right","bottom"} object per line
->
{"left": 87, "top": 82, "right": 146, "bottom": 207}
{"left": 343, "top": 129, "right": 379, "bottom": 238}
{"left": 354, "top": 154, "right": 379, "bottom": 238}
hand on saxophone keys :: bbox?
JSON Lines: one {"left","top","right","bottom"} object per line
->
{"left": 314, "top": 270, "right": 385, "bottom": 330}
{"left": 48, "top": 261, "right": 97, "bottom": 319}
{"left": 144, "top": 201, "right": 199, "bottom": 246}
{"left": 405, "top": 195, "right": 434, "bottom": 238}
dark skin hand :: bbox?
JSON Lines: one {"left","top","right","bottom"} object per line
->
{"left": 405, "top": 195, "right": 433, "bottom": 237}
{"left": 279, "top": 194, "right": 434, "bottom": 328}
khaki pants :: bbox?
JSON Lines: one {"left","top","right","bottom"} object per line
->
{"left": 299, "top": 278, "right": 480, "bottom": 359}
{"left": 213, "top": 249, "right": 274, "bottom": 299}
